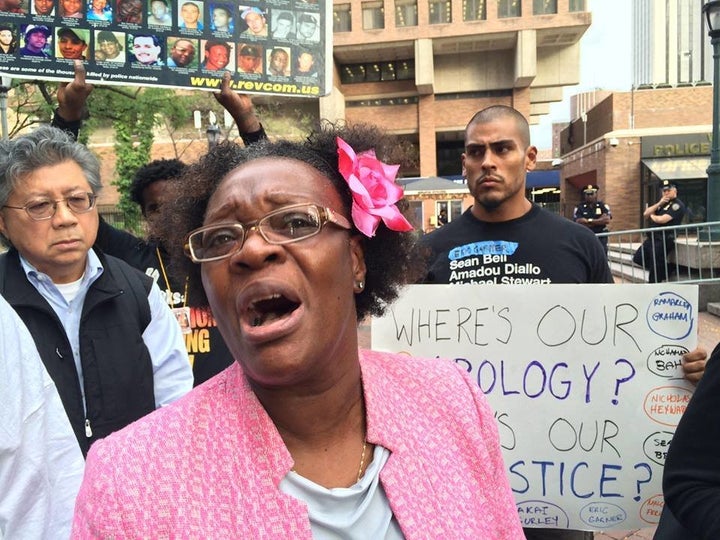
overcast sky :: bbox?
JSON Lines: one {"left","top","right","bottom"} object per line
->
{"left": 530, "top": 0, "right": 633, "bottom": 150}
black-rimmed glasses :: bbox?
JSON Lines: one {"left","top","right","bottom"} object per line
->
{"left": 2, "top": 192, "right": 98, "bottom": 221}
{"left": 185, "top": 202, "right": 352, "bottom": 263}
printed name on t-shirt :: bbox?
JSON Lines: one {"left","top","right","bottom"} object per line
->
{"left": 446, "top": 241, "right": 550, "bottom": 285}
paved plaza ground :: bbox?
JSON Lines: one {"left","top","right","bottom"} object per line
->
{"left": 359, "top": 310, "right": 720, "bottom": 540}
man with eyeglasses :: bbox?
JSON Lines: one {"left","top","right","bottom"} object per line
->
{"left": 0, "top": 126, "right": 193, "bottom": 457}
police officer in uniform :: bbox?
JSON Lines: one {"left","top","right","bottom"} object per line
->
{"left": 637, "top": 180, "right": 686, "bottom": 283}
{"left": 573, "top": 184, "right": 611, "bottom": 253}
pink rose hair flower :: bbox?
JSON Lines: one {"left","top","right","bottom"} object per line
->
{"left": 337, "top": 136, "right": 414, "bottom": 238}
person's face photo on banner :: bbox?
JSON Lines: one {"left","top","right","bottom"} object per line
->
{"left": 179, "top": 1, "right": 202, "bottom": 29}
{"left": 211, "top": 4, "right": 232, "bottom": 33}
{"left": 297, "top": 13, "right": 319, "bottom": 41}
{"left": 131, "top": 34, "right": 162, "bottom": 65}
{"left": 148, "top": 0, "right": 171, "bottom": 25}
{"left": 202, "top": 39, "right": 232, "bottom": 71}
{"left": 57, "top": 27, "right": 88, "bottom": 59}
{"left": 116, "top": 0, "right": 142, "bottom": 23}
{"left": 33, "top": 0, "right": 55, "bottom": 15}
{"left": 95, "top": 29, "right": 124, "bottom": 61}
{"left": 21, "top": 24, "right": 52, "bottom": 56}
{"left": 272, "top": 11, "right": 294, "bottom": 39}
{"left": 237, "top": 43, "right": 261, "bottom": 74}
{"left": 295, "top": 50, "right": 316, "bottom": 77}
{"left": 60, "top": 0, "right": 83, "bottom": 18}
{"left": 168, "top": 36, "right": 196, "bottom": 67}
{"left": 87, "top": 0, "right": 112, "bottom": 21}
{"left": 240, "top": 6, "right": 267, "bottom": 37}
{"left": 0, "top": 0, "right": 25, "bottom": 14}
{"left": 0, "top": 24, "right": 16, "bottom": 53}
{"left": 267, "top": 47, "right": 289, "bottom": 76}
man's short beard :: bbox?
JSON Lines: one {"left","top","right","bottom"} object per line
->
{"left": 476, "top": 197, "right": 502, "bottom": 211}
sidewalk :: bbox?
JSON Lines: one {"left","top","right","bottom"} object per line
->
{"left": 359, "top": 311, "right": 720, "bottom": 540}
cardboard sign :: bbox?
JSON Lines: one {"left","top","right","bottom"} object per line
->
{"left": 372, "top": 283, "right": 698, "bottom": 531}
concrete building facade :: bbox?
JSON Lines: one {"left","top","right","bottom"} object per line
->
{"left": 325, "top": 0, "right": 591, "bottom": 177}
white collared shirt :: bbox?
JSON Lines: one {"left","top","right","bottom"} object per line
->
{"left": 0, "top": 294, "right": 84, "bottom": 539}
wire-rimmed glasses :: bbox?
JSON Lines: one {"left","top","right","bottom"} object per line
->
{"left": 185, "top": 202, "right": 352, "bottom": 263}
{"left": 2, "top": 192, "right": 98, "bottom": 221}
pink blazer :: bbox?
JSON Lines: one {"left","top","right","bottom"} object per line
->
{"left": 72, "top": 350, "right": 523, "bottom": 538}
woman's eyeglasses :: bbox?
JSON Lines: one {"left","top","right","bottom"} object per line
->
{"left": 2, "top": 192, "right": 97, "bottom": 221}
{"left": 185, "top": 203, "right": 352, "bottom": 263}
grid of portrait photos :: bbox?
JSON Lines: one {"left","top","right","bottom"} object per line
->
{"left": 0, "top": 0, "right": 328, "bottom": 96}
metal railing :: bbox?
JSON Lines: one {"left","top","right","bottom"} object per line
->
{"left": 599, "top": 221, "right": 720, "bottom": 284}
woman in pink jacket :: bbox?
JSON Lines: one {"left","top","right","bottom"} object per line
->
{"left": 72, "top": 123, "right": 524, "bottom": 539}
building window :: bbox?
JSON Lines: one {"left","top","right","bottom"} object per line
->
{"left": 533, "top": 0, "right": 556, "bottom": 14}
{"left": 346, "top": 96, "right": 420, "bottom": 106}
{"left": 341, "top": 64, "right": 366, "bottom": 83}
{"left": 568, "top": 0, "right": 585, "bottom": 11}
{"left": 364, "top": 63, "right": 382, "bottom": 81}
{"left": 333, "top": 4, "right": 352, "bottom": 32}
{"left": 340, "top": 59, "right": 416, "bottom": 84}
{"left": 362, "top": 1, "right": 385, "bottom": 29}
{"left": 380, "top": 63, "right": 396, "bottom": 81}
{"left": 429, "top": 0, "right": 451, "bottom": 23}
{"left": 433, "top": 201, "right": 463, "bottom": 228}
{"left": 498, "top": 0, "right": 520, "bottom": 18}
{"left": 463, "top": 0, "right": 486, "bottom": 21}
{"left": 395, "top": 0, "right": 418, "bottom": 26}
{"left": 396, "top": 60, "right": 414, "bottom": 80}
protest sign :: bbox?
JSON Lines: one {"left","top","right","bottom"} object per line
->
{"left": 0, "top": 0, "right": 330, "bottom": 96}
{"left": 371, "top": 283, "right": 698, "bottom": 531}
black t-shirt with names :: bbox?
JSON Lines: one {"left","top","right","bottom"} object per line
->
{"left": 420, "top": 205, "right": 613, "bottom": 285}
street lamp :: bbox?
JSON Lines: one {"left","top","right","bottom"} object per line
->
{"left": 0, "top": 75, "right": 12, "bottom": 140}
{"left": 702, "top": 0, "right": 720, "bottom": 239}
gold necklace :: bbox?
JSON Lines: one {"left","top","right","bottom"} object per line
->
{"left": 357, "top": 440, "right": 368, "bottom": 482}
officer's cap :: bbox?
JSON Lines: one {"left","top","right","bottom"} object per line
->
{"left": 661, "top": 180, "right": 677, "bottom": 191}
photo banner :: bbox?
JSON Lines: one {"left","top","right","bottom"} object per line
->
{"left": 0, "top": 0, "right": 330, "bottom": 96}
{"left": 371, "top": 283, "right": 699, "bottom": 532}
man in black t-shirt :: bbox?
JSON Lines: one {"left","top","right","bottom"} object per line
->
{"left": 421, "top": 106, "right": 612, "bottom": 288}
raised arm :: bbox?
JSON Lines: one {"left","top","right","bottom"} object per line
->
{"left": 212, "top": 71, "right": 267, "bottom": 146}
{"left": 52, "top": 60, "right": 94, "bottom": 139}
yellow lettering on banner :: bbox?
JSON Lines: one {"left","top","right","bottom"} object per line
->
{"left": 189, "top": 307, "right": 218, "bottom": 328}
{"left": 185, "top": 329, "right": 210, "bottom": 353}
{"left": 187, "top": 354, "right": 195, "bottom": 368}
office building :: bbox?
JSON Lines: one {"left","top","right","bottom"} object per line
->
{"left": 325, "top": 0, "right": 591, "bottom": 178}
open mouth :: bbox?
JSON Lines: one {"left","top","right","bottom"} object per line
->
{"left": 248, "top": 293, "right": 300, "bottom": 327}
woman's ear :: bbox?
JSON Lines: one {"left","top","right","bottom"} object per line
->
{"left": 349, "top": 235, "right": 366, "bottom": 294}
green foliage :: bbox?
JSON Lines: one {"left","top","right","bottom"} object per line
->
{"left": 85, "top": 86, "right": 195, "bottom": 232}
